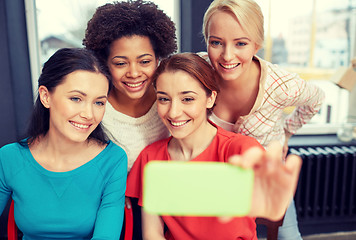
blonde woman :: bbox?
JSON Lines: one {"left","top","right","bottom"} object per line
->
{"left": 201, "top": 0, "right": 325, "bottom": 239}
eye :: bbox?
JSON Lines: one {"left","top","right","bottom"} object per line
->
{"left": 70, "top": 97, "right": 81, "bottom": 102}
{"left": 113, "top": 61, "right": 126, "bottom": 67}
{"left": 182, "top": 97, "right": 194, "bottom": 102}
{"left": 140, "top": 59, "right": 152, "bottom": 65}
{"left": 95, "top": 101, "right": 106, "bottom": 106}
{"left": 157, "top": 96, "right": 170, "bottom": 103}
{"left": 210, "top": 40, "right": 222, "bottom": 47}
{"left": 236, "top": 41, "right": 247, "bottom": 47}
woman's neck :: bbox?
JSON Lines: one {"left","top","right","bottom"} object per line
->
{"left": 30, "top": 134, "right": 102, "bottom": 172}
{"left": 213, "top": 58, "right": 261, "bottom": 122}
{"left": 108, "top": 86, "right": 156, "bottom": 118}
{"left": 168, "top": 121, "right": 217, "bottom": 162}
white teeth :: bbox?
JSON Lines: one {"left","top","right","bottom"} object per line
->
{"left": 126, "top": 82, "right": 143, "bottom": 88}
{"left": 170, "top": 121, "right": 187, "bottom": 126}
{"left": 71, "top": 122, "right": 89, "bottom": 129}
{"left": 221, "top": 63, "right": 239, "bottom": 69}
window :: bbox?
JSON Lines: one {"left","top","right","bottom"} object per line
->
{"left": 255, "top": 0, "right": 356, "bottom": 135}
{"left": 25, "top": 0, "right": 356, "bottom": 136}
{"left": 24, "top": 0, "right": 180, "bottom": 97}
{"left": 34, "top": 0, "right": 179, "bottom": 64}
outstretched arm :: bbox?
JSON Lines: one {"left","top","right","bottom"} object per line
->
{"left": 229, "top": 141, "right": 302, "bottom": 221}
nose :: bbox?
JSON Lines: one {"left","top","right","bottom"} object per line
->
{"left": 221, "top": 44, "right": 234, "bottom": 62}
{"left": 126, "top": 63, "right": 140, "bottom": 78}
{"left": 167, "top": 100, "right": 182, "bottom": 119}
{"left": 80, "top": 104, "right": 94, "bottom": 120}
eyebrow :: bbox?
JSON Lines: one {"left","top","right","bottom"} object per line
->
{"left": 68, "top": 90, "right": 107, "bottom": 99}
{"left": 69, "top": 90, "right": 87, "bottom": 96}
{"left": 156, "top": 90, "right": 198, "bottom": 95}
{"left": 209, "top": 36, "right": 251, "bottom": 41}
{"left": 182, "top": 91, "right": 198, "bottom": 95}
{"left": 97, "top": 95, "right": 108, "bottom": 99}
{"left": 112, "top": 53, "right": 154, "bottom": 60}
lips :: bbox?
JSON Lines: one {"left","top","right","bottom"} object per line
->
{"left": 219, "top": 63, "right": 240, "bottom": 69}
{"left": 169, "top": 120, "right": 190, "bottom": 127}
{"left": 70, "top": 121, "right": 90, "bottom": 129}
{"left": 124, "top": 81, "right": 144, "bottom": 88}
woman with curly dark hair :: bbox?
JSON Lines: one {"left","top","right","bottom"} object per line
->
{"left": 83, "top": 1, "right": 177, "bottom": 239}
{"left": 84, "top": 0, "right": 177, "bottom": 173}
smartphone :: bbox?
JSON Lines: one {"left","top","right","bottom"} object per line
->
{"left": 143, "top": 161, "right": 254, "bottom": 216}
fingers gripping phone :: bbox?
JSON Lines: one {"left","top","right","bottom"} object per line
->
{"left": 143, "top": 161, "right": 254, "bottom": 216}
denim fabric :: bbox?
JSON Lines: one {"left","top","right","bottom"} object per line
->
{"left": 278, "top": 200, "right": 303, "bottom": 240}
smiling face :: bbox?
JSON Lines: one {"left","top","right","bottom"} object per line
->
{"left": 207, "top": 10, "right": 260, "bottom": 82}
{"left": 39, "top": 70, "right": 109, "bottom": 144}
{"left": 107, "top": 35, "right": 158, "bottom": 101}
{"left": 156, "top": 70, "right": 216, "bottom": 140}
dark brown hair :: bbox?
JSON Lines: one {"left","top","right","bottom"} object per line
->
{"left": 24, "top": 48, "right": 110, "bottom": 146}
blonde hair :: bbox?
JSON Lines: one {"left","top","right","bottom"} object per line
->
{"left": 202, "top": 0, "right": 264, "bottom": 48}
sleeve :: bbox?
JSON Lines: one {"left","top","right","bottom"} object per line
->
{"left": 125, "top": 151, "right": 147, "bottom": 206}
{"left": 283, "top": 75, "right": 325, "bottom": 134}
{"left": 0, "top": 147, "right": 12, "bottom": 215}
{"left": 91, "top": 150, "right": 128, "bottom": 240}
{"left": 225, "top": 134, "right": 264, "bottom": 160}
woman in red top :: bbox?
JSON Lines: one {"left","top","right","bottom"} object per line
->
{"left": 126, "top": 53, "right": 302, "bottom": 240}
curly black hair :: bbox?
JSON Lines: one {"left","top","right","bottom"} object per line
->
{"left": 83, "top": 0, "right": 177, "bottom": 66}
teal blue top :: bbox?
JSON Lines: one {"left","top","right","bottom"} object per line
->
{"left": 0, "top": 140, "right": 127, "bottom": 240}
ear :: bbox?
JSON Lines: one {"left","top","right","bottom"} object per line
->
{"left": 155, "top": 58, "right": 159, "bottom": 67}
{"left": 207, "top": 91, "right": 217, "bottom": 109}
{"left": 38, "top": 86, "right": 51, "bottom": 108}
{"left": 254, "top": 43, "right": 262, "bottom": 55}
